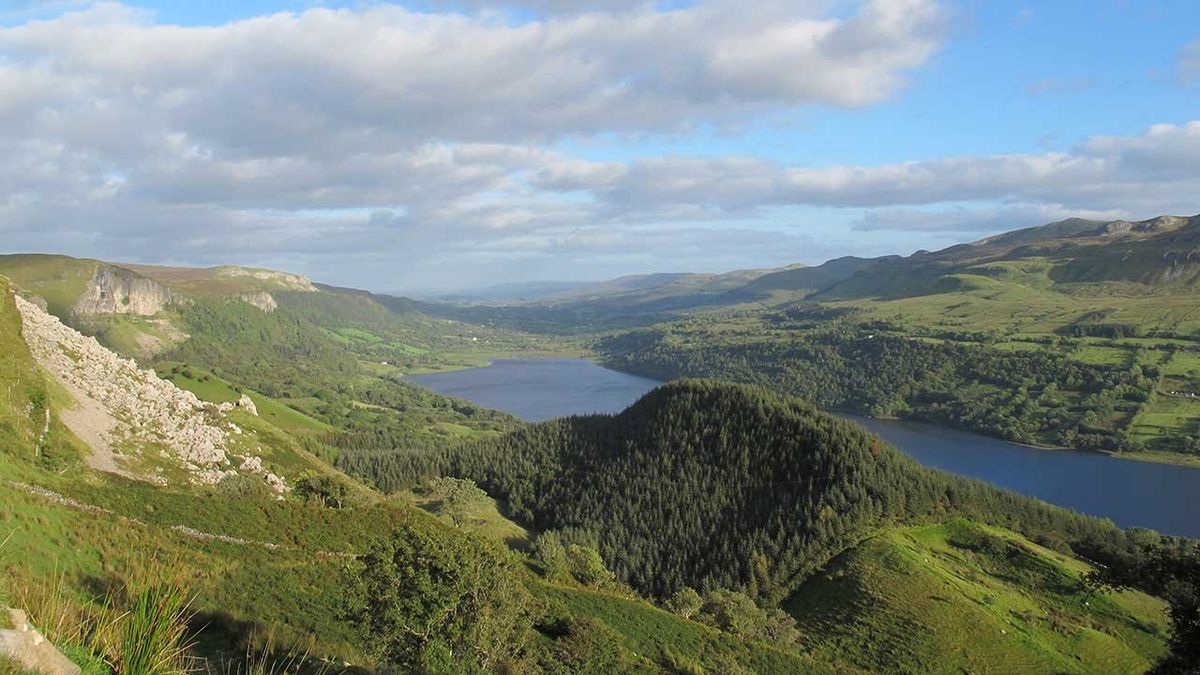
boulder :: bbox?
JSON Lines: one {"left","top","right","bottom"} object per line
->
{"left": 236, "top": 394, "right": 258, "bottom": 416}
{"left": 0, "top": 609, "right": 82, "bottom": 675}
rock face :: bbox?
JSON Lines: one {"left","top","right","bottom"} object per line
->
{"left": 215, "top": 266, "right": 317, "bottom": 292}
{"left": 237, "top": 291, "right": 278, "bottom": 312}
{"left": 0, "top": 609, "right": 81, "bottom": 675}
{"left": 72, "top": 265, "right": 181, "bottom": 317}
{"left": 14, "top": 293, "right": 285, "bottom": 491}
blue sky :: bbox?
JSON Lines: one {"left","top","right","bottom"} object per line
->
{"left": 1, "top": 0, "right": 1198, "bottom": 291}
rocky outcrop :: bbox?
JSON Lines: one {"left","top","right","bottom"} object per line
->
{"left": 72, "top": 265, "right": 181, "bottom": 317}
{"left": 239, "top": 455, "right": 287, "bottom": 493}
{"left": 1100, "top": 215, "right": 1190, "bottom": 237}
{"left": 215, "top": 266, "right": 317, "bottom": 292}
{"left": 14, "top": 293, "right": 285, "bottom": 491}
{"left": 18, "top": 293, "right": 228, "bottom": 474}
{"left": 237, "top": 393, "right": 258, "bottom": 415}
{"left": 237, "top": 291, "right": 278, "bottom": 312}
{"left": 0, "top": 609, "right": 81, "bottom": 675}
{"left": 216, "top": 394, "right": 259, "bottom": 416}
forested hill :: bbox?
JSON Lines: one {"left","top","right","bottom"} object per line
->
{"left": 339, "top": 380, "right": 1155, "bottom": 602}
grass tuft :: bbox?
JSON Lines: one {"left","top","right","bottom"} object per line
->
{"left": 97, "top": 564, "right": 195, "bottom": 675}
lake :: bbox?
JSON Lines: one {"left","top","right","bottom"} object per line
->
{"left": 411, "top": 358, "right": 1200, "bottom": 538}
{"left": 410, "top": 358, "right": 662, "bottom": 422}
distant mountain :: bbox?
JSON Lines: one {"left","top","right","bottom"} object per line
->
{"left": 813, "top": 213, "right": 1200, "bottom": 301}
{"left": 426, "top": 213, "right": 1200, "bottom": 333}
{"left": 427, "top": 280, "right": 598, "bottom": 304}
{"left": 433, "top": 267, "right": 791, "bottom": 305}
{"left": 731, "top": 256, "right": 881, "bottom": 301}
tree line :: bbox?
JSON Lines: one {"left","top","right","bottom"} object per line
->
{"left": 596, "top": 323, "right": 1159, "bottom": 452}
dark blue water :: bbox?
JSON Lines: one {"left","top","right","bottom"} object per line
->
{"left": 410, "top": 358, "right": 1200, "bottom": 537}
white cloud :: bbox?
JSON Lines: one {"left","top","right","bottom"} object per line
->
{"left": 545, "top": 121, "right": 1200, "bottom": 215}
{"left": 0, "top": 1, "right": 1195, "bottom": 290}
{"left": 0, "top": 0, "right": 942, "bottom": 152}
{"left": 0, "top": 0, "right": 951, "bottom": 287}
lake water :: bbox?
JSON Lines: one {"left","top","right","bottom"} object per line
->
{"left": 410, "top": 358, "right": 1200, "bottom": 538}
{"left": 411, "top": 358, "right": 662, "bottom": 422}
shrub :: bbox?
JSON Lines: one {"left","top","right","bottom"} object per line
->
{"left": 293, "top": 471, "right": 350, "bottom": 509}
{"left": 664, "top": 587, "right": 702, "bottom": 619}
{"left": 531, "top": 531, "right": 569, "bottom": 582}
{"left": 355, "top": 528, "right": 534, "bottom": 672}
{"left": 546, "top": 618, "right": 623, "bottom": 674}
{"left": 694, "top": 589, "right": 799, "bottom": 647}
{"left": 565, "top": 545, "right": 614, "bottom": 588}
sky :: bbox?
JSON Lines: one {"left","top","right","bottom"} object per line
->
{"left": 0, "top": 0, "right": 1198, "bottom": 292}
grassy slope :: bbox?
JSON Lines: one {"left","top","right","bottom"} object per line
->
{"left": 113, "top": 263, "right": 315, "bottom": 296}
{"left": 0, "top": 255, "right": 98, "bottom": 318}
{"left": 0, "top": 277, "right": 89, "bottom": 468}
{"left": 0, "top": 276, "right": 49, "bottom": 458}
{"left": 788, "top": 521, "right": 1167, "bottom": 674}
{"left": 598, "top": 269, "right": 1200, "bottom": 462}
{"left": 532, "top": 583, "right": 839, "bottom": 674}
{"left": 0, "top": 457, "right": 410, "bottom": 665}
{"left": 156, "top": 362, "right": 332, "bottom": 435}
{"left": 831, "top": 279, "right": 1200, "bottom": 458}
{"left": 0, "top": 296, "right": 844, "bottom": 672}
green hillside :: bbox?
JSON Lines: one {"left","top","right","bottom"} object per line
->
{"left": 410, "top": 214, "right": 1200, "bottom": 462}
{"left": 4, "top": 236, "right": 1199, "bottom": 672}
{"left": 577, "top": 216, "right": 1200, "bottom": 463}
{"left": 0, "top": 282, "right": 857, "bottom": 673}
{"left": 0, "top": 277, "right": 88, "bottom": 469}
{"left": 789, "top": 521, "right": 1169, "bottom": 674}
{"left": 0, "top": 393, "right": 842, "bottom": 673}
{"left": 0, "top": 255, "right": 100, "bottom": 318}
{"left": 0, "top": 254, "right": 560, "bottom": 462}
{"left": 338, "top": 381, "right": 1162, "bottom": 599}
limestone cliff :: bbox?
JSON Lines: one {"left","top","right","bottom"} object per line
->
{"left": 72, "top": 264, "right": 182, "bottom": 317}
{"left": 237, "top": 290, "right": 279, "bottom": 312}
{"left": 215, "top": 266, "right": 317, "bottom": 292}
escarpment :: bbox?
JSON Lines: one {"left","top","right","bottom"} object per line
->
{"left": 73, "top": 264, "right": 183, "bottom": 317}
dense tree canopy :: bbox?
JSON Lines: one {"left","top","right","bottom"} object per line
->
{"left": 339, "top": 380, "right": 1165, "bottom": 603}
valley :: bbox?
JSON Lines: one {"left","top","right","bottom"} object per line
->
{"left": 5, "top": 5, "right": 1199, "bottom": 673}
{"left": 1, "top": 214, "right": 1199, "bottom": 674}
{"left": 420, "top": 214, "right": 1200, "bottom": 465}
